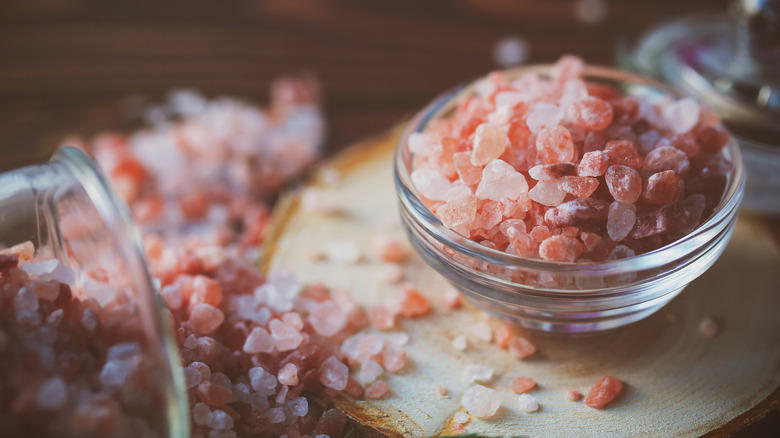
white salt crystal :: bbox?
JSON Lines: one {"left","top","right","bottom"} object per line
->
{"left": 452, "top": 335, "right": 468, "bottom": 351}
{"left": 249, "top": 367, "right": 278, "bottom": 393}
{"left": 358, "top": 360, "right": 384, "bottom": 385}
{"left": 20, "top": 259, "right": 59, "bottom": 276}
{"left": 100, "top": 359, "right": 135, "bottom": 387}
{"left": 288, "top": 397, "right": 309, "bottom": 417}
{"left": 107, "top": 342, "right": 141, "bottom": 361}
{"left": 301, "top": 187, "right": 341, "bottom": 215}
{"left": 184, "top": 334, "right": 198, "bottom": 350}
{"left": 232, "top": 382, "right": 252, "bottom": 403}
{"left": 265, "top": 407, "right": 286, "bottom": 424}
{"left": 495, "top": 91, "right": 526, "bottom": 111}
{"left": 517, "top": 393, "right": 540, "bottom": 412}
{"left": 36, "top": 376, "right": 67, "bottom": 410}
{"left": 319, "top": 356, "right": 348, "bottom": 391}
{"left": 408, "top": 132, "right": 432, "bottom": 156}
{"left": 471, "top": 321, "right": 493, "bottom": 342}
{"left": 184, "top": 365, "right": 203, "bottom": 389}
{"left": 161, "top": 284, "right": 183, "bottom": 310}
{"left": 559, "top": 79, "right": 589, "bottom": 113}
{"left": 526, "top": 102, "right": 563, "bottom": 133}
{"left": 475, "top": 159, "right": 528, "bottom": 201}
{"left": 308, "top": 301, "right": 348, "bottom": 337}
{"left": 528, "top": 180, "right": 566, "bottom": 206}
{"left": 243, "top": 327, "right": 275, "bottom": 354}
{"left": 387, "top": 332, "right": 410, "bottom": 346}
{"left": 39, "top": 263, "right": 76, "bottom": 285}
{"left": 453, "top": 411, "right": 470, "bottom": 424}
{"left": 471, "top": 124, "right": 509, "bottom": 166}
{"left": 607, "top": 202, "right": 636, "bottom": 242}
{"left": 463, "top": 364, "right": 494, "bottom": 383}
{"left": 192, "top": 402, "right": 211, "bottom": 426}
{"left": 325, "top": 239, "right": 361, "bottom": 264}
{"left": 493, "top": 36, "right": 530, "bottom": 68}
{"left": 461, "top": 385, "right": 501, "bottom": 418}
{"left": 209, "top": 409, "right": 234, "bottom": 430}
{"left": 663, "top": 97, "right": 700, "bottom": 134}
{"left": 411, "top": 168, "right": 452, "bottom": 201}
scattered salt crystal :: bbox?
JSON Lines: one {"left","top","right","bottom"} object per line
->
{"left": 325, "top": 239, "right": 362, "bottom": 264}
{"left": 444, "top": 288, "right": 463, "bottom": 309}
{"left": 411, "top": 168, "right": 452, "bottom": 202}
{"left": 453, "top": 411, "right": 469, "bottom": 423}
{"left": 493, "top": 36, "right": 530, "bottom": 68}
{"left": 372, "top": 234, "right": 406, "bottom": 263}
{"left": 209, "top": 409, "right": 234, "bottom": 430}
{"left": 36, "top": 376, "right": 67, "bottom": 410}
{"left": 437, "top": 384, "right": 448, "bottom": 396}
{"left": 383, "top": 343, "right": 407, "bottom": 372}
{"left": 511, "top": 376, "right": 537, "bottom": 394}
{"left": 528, "top": 180, "right": 566, "bottom": 207}
{"left": 475, "top": 160, "right": 528, "bottom": 201}
{"left": 526, "top": 103, "right": 563, "bottom": 134}
{"left": 461, "top": 385, "right": 501, "bottom": 418}
{"left": 365, "top": 380, "right": 390, "bottom": 399}
{"left": 699, "top": 318, "right": 718, "bottom": 337}
{"left": 508, "top": 336, "right": 537, "bottom": 359}
{"left": 193, "top": 402, "right": 212, "bottom": 426}
{"left": 566, "top": 389, "right": 583, "bottom": 401}
{"left": 319, "top": 356, "right": 349, "bottom": 391}
{"left": 301, "top": 188, "right": 341, "bottom": 215}
{"left": 663, "top": 97, "right": 700, "bottom": 134}
{"left": 408, "top": 132, "right": 432, "bottom": 157}
{"left": 471, "top": 321, "right": 493, "bottom": 342}
{"left": 574, "top": 0, "right": 608, "bottom": 25}
{"left": 517, "top": 393, "right": 540, "bottom": 413}
{"left": 309, "top": 301, "right": 348, "bottom": 337}
{"left": 358, "top": 360, "right": 383, "bottom": 384}
{"left": 452, "top": 335, "right": 468, "bottom": 351}
{"left": 378, "top": 263, "right": 404, "bottom": 285}
{"left": 463, "top": 364, "right": 494, "bottom": 383}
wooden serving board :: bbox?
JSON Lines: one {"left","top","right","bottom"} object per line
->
{"left": 262, "top": 128, "right": 780, "bottom": 438}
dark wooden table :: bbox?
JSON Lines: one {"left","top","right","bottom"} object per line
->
{"left": 1, "top": 0, "right": 778, "bottom": 436}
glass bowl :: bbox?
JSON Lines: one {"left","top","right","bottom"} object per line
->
{"left": 0, "top": 147, "right": 189, "bottom": 437}
{"left": 394, "top": 65, "right": 745, "bottom": 333}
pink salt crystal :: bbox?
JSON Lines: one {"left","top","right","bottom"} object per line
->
{"left": 304, "top": 246, "right": 324, "bottom": 262}
{"left": 309, "top": 301, "right": 347, "bottom": 337}
{"left": 355, "top": 333, "right": 384, "bottom": 362}
{"left": 517, "top": 393, "right": 540, "bottom": 413}
{"left": 526, "top": 102, "right": 564, "bottom": 134}
{"left": 645, "top": 145, "right": 690, "bottom": 176}
{"left": 191, "top": 361, "right": 211, "bottom": 381}
{"left": 408, "top": 132, "right": 432, "bottom": 156}
{"left": 699, "top": 318, "right": 718, "bottom": 337}
{"left": 184, "top": 365, "right": 203, "bottom": 389}
{"left": 358, "top": 360, "right": 384, "bottom": 384}
{"left": 566, "top": 389, "right": 583, "bottom": 401}
{"left": 278, "top": 363, "right": 300, "bottom": 386}
{"left": 193, "top": 402, "right": 211, "bottom": 426}
{"left": 444, "top": 288, "right": 463, "bottom": 309}
{"left": 189, "top": 303, "right": 225, "bottom": 334}
{"left": 567, "top": 97, "right": 614, "bottom": 131}
{"left": 511, "top": 376, "right": 537, "bottom": 394}
{"left": 536, "top": 126, "right": 575, "bottom": 164}
{"left": 453, "top": 151, "right": 484, "bottom": 186}
{"left": 528, "top": 180, "right": 566, "bottom": 207}
{"left": 605, "top": 165, "right": 642, "bottom": 204}
{"left": 663, "top": 97, "right": 700, "bottom": 134}
{"left": 2, "top": 241, "right": 34, "bottom": 261}
{"left": 552, "top": 55, "right": 585, "bottom": 83}
{"left": 452, "top": 335, "right": 468, "bottom": 351}
{"left": 528, "top": 162, "right": 576, "bottom": 181}
{"left": 438, "top": 186, "right": 477, "bottom": 228}
{"left": 319, "top": 356, "right": 349, "bottom": 391}
{"left": 189, "top": 275, "right": 223, "bottom": 308}
{"left": 471, "top": 123, "right": 509, "bottom": 166}
{"left": 471, "top": 321, "right": 493, "bottom": 342}
{"left": 325, "top": 239, "right": 361, "bottom": 264}
{"left": 499, "top": 219, "right": 527, "bottom": 240}
{"left": 475, "top": 160, "right": 528, "bottom": 201}
{"left": 539, "top": 235, "right": 580, "bottom": 262}
{"left": 275, "top": 384, "right": 289, "bottom": 404}
{"left": 31, "top": 280, "right": 60, "bottom": 301}
{"left": 399, "top": 283, "right": 431, "bottom": 317}
{"left": 372, "top": 234, "right": 406, "bottom": 262}
{"left": 243, "top": 326, "right": 275, "bottom": 354}
{"left": 463, "top": 364, "right": 494, "bottom": 383}
{"left": 508, "top": 336, "right": 537, "bottom": 359}
{"left": 577, "top": 151, "right": 610, "bottom": 177}
{"left": 604, "top": 140, "right": 644, "bottom": 169}
{"left": 559, "top": 176, "right": 599, "bottom": 198}
{"left": 282, "top": 312, "right": 304, "bottom": 331}
{"left": 451, "top": 423, "right": 467, "bottom": 435}
{"left": 581, "top": 231, "right": 601, "bottom": 252}
{"left": 365, "top": 381, "right": 390, "bottom": 399}
{"left": 607, "top": 202, "right": 637, "bottom": 242}
{"left": 269, "top": 318, "right": 303, "bottom": 351}
{"left": 437, "top": 384, "right": 448, "bottom": 396}
{"left": 642, "top": 170, "right": 684, "bottom": 204}
{"left": 368, "top": 306, "right": 397, "bottom": 330}
{"left": 378, "top": 263, "right": 404, "bottom": 285}
{"left": 383, "top": 343, "right": 407, "bottom": 372}
{"left": 461, "top": 385, "right": 502, "bottom": 418}
{"left": 545, "top": 198, "right": 610, "bottom": 228}
{"left": 412, "top": 168, "right": 452, "bottom": 201}
{"left": 161, "top": 284, "right": 183, "bottom": 310}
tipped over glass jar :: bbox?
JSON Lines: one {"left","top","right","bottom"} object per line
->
{"left": 395, "top": 56, "right": 744, "bottom": 333}
{"left": 0, "top": 147, "right": 188, "bottom": 437}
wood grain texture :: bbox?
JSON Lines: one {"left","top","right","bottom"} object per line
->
{"left": 263, "top": 130, "right": 780, "bottom": 438}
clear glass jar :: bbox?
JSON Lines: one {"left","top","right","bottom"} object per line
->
{"left": 0, "top": 147, "right": 189, "bottom": 437}
{"left": 394, "top": 65, "right": 745, "bottom": 333}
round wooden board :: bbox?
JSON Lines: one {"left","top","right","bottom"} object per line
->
{"left": 262, "top": 128, "right": 780, "bottom": 438}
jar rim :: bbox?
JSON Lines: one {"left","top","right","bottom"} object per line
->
{"left": 394, "top": 64, "right": 746, "bottom": 275}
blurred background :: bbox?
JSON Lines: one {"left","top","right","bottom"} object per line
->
{"left": 0, "top": 0, "right": 730, "bottom": 170}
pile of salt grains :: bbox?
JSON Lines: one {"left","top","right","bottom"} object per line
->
{"left": 410, "top": 55, "right": 733, "bottom": 267}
